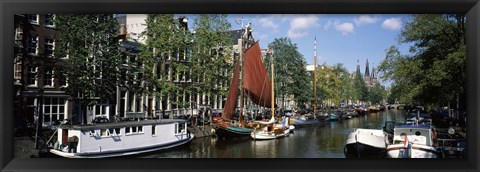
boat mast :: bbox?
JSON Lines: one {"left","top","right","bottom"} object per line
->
{"left": 238, "top": 38, "right": 245, "bottom": 127}
{"left": 271, "top": 48, "right": 275, "bottom": 120}
{"left": 313, "top": 37, "right": 317, "bottom": 119}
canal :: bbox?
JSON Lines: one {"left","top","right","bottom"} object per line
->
{"left": 141, "top": 109, "right": 407, "bottom": 158}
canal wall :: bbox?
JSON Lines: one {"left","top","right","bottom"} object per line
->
{"left": 14, "top": 137, "right": 39, "bottom": 158}
{"left": 187, "top": 125, "right": 213, "bottom": 138}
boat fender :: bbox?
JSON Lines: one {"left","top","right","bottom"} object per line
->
{"left": 53, "top": 141, "right": 60, "bottom": 150}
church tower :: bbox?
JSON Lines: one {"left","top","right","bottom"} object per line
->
{"left": 364, "top": 59, "right": 370, "bottom": 84}
{"left": 356, "top": 59, "right": 361, "bottom": 77}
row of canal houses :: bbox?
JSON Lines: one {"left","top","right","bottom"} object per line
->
{"left": 13, "top": 14, "right": 248, "bottom": 128}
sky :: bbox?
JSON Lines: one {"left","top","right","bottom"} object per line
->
{"left": 181, "top": 14, "right": 414, "bottom": 86}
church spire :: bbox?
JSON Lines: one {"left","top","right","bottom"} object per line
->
{"left": 364, "top": 59, "right": 370, "bottom": 77}
{"left": 356, "top": 59, "right": 360, "bottom": 75}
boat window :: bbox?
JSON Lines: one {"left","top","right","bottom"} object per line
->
{"left": 101, "top": 129, "right": 108, "bottom": 137}
{"left": 175, "top": 123, "right": 186, "bottom": 134}
{"left": 89, "top": 130, "right": 96, "bottom": 136}
{"left": 132, "top": 126, "right": 137, "bottom": 133}
{"left": 115, "top": 128, "right": 121, "bottom": 135}
{"left": 152, "top": 125, "right": 156, "bottom": 135}
{"left": 126, "top": 127, "right": 131, "bottom": 134}
{"left": 415, "top": 131, "right": 421, "bottom": 136}
{"left": 138, "top": 126, "right": 143, "bottom": 133}
{"left": 108, "top": 128, "right": 114, "bottom": 135}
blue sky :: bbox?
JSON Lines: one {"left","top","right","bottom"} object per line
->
{"left": 182, "top": 14, "right": 414, "bottom": 85}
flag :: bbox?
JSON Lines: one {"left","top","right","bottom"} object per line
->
{"left": 404, "top": 135, "right": 411, "bottom": 149}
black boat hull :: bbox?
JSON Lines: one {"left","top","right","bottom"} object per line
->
{"left": 344, "top": 142, "right": 386, "bottom": 158}
{"left": 214, "top": 126, "right": 252, "bottom": 139}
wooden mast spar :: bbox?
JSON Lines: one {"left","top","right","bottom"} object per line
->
{"left": 313, "top": 37, "right": 317, "bottom": 118}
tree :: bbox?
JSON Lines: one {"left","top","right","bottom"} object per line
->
{"left": 368, "top": 84, "right": 386, "bottom": 105}
{"left": 140, "top": 14, "right": 189, "bottom": 114}
{"left": 332, "top": 63, "right": 355, "bottom": 106}
{"left": 190, "top": 14, "right": 233, "bottom": 107}
{"left": 378, "top": 14, "right": 466, "bottom": 110}
{"left": 267, "top": 37, "right": 311, "bottom": 111}
{"left": 353, "top": 65, "right": 368, "bottom": 104}
{"left": 55, "top": 14, "right": 122, "bottom": 124}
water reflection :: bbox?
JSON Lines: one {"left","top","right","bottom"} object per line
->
{"left": 144, "top": 110, "right": 406, "bottom": 158}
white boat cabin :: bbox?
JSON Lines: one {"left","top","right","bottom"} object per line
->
{"left": 51, "top": 119, "right": 191, "bottom": 157}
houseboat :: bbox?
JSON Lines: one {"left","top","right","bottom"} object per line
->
{"left": 48, "top": 119, "right": 193, "bottom": 158}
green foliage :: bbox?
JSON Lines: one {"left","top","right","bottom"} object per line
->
{"left": 353, "top": 66, "right": 368, "bottom": 103}
{"left": 378, "top": 14, "right": 466, "bottom": 109}
{"left": 368, "top": 84, "right": 386, "bottom": 105}
{"left": 140, "top": 14, "right": 185, "bottom": 106}
{"left": 190, "top": 14, "right": 233, "bottom": 105}
{"left": 54, "top": 14, "right": 121, "bottom": 102}
{"left": 267, "top": 37, "right": 311, "bottom": 111}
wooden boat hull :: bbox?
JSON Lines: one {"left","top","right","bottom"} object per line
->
{"left": 49, "top": 133, "right": 194, "bottom": 158}
{"left": 214, "top": 126, "right": 254, "bottom": 139}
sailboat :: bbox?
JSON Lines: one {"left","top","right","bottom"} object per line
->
{"left": 213, "top": 38, "right": 275, "bottom": 139}
{"left": 250, "top": 48, "right": 292, "bottom": 140}
{"left": 290, "top": 37, "right": 320, "bottom": 127}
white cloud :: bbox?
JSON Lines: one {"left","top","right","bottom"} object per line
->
{"left": 258, "top": 16, "right": 280, "bottom": 32}
{"left": 353, "top": 15, "right": 379, "bottom": 26}
{"left": 287, "top": 15, "right": 320, "bottom": 39}
{"left": 323, "top": 21, "right": 355, "bottom": 35}
{"left": 336, "top": 23, "right": 355, "bottom": 35}
{"left": 382, "top": 18, "right": 402, "bottom": 31}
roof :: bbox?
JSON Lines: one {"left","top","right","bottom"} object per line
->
{"left": 395, "top": 124, "right": 431, "bottom": 129}
{"left": 58, "top": 119, "right": 187, "bottom": 130}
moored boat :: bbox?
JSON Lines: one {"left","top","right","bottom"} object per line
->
{"left": 48, "top": 119, "right": 193, "bottom": 158}
{"left": 289, "top": 114, "right": 319, "bottom": 127}
{"left": 213, "top": 34, "right": 273, "bottom": 139}
{"left": 386, "top": 124, "right": 440, "bottom": 158}
{"left": 344, "top": 128, "right": 387, "bottom": 158}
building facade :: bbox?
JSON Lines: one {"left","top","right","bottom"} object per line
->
{"left": 14, "top": 14, "right": 70, "bottom": 127}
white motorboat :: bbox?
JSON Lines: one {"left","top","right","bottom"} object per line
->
{"left": 48, "top": 119, "right": 193, "bottom": 158}
{"left": 386, "top": 124, "right": 440, "bottom": 158}
{"left": 344, "top": 128, "right": 387, "bottom": 158}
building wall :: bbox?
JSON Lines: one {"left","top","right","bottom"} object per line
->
{"left": 14, "top": 14, "right": 72, "bottom": 127}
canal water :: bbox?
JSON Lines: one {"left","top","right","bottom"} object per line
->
{"left": 142, "top": 110, "right": 407, "bottom": 158}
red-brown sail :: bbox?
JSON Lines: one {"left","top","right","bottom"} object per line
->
{"left": 243, "top": 42, "right": 273, "bottom": 108}
{"left": 222, "top": 59, "right": 240, "bottom": 120}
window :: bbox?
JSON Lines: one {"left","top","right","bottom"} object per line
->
{"left": 94, "top": 100, "right": 109, "bottom": 117}
{"left": 13, "top": 57, "right": 22, "bottom": 82}
{"left": 114, "top": 128, "right": 121, "bottom": 135}
{"left": 57, "top": 74, "right": 67, "bottom": 87}
{"left": 125, "top": 126, "right": 144, "bottom": 135}
{"left": 45, "top": 14, "right": 54, "bottom": 27}
{"left": 152, "top": 125, "right": 156, "bottom": 135}
{"left": 27, "top": 14, "right": 38, "bottom": 24}
{"left": 44, "top": 38, "right": 54, "bottom": 57}
{"left": 175, "top": 123, "right": 186, "bottom": 135}
{"left": 138, "top": 126, "right": 143, "bottom": 133}
{"left": 89, "top": 130, "right": 97, "bottom": 136}
{"left": 27, "top": 35, "right": 38, "bottom": 55}
{"left": 15, "top": 25, "right": 23, "bottom": 41}
{"left": 43, "top": 69, "right": 53, "bottom": 87}
{"left": 26, "top": 66, "right": 37, "bottom": 86}
{"left": 101, "top": 129, "right": 108, "bottom": 137}
{"left": 42, "top": 97, "right": 66, "bottom": 126}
